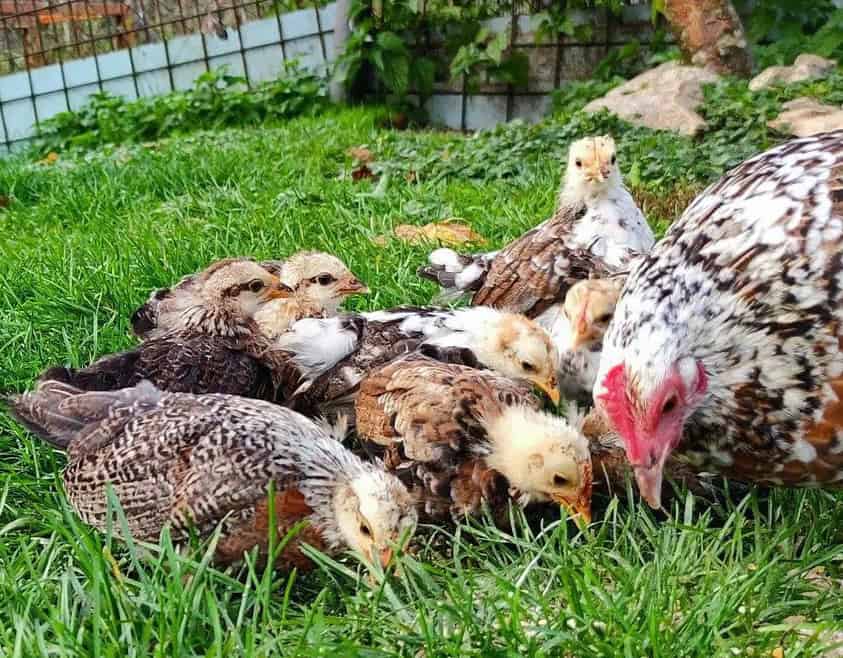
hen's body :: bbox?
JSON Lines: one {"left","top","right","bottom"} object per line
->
{"left": 597, "top": 130, "right": 843, "bottom": 492}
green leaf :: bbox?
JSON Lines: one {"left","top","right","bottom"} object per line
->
{"left": 412, "top": 57, "right": 436, "bottom": 98}
{"left": 381, "top": 53, "right": 410, "bottom": 95}
{"left": 376, "top": 31, "right": 407, "bottom": 54}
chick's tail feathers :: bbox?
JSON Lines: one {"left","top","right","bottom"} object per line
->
{"left": 38, "top": 349, "right": 142, "bottom": 393}
{"left": 416, "top": 248, "right": 496, "bottom": 302}
{"left": 4, "top": 380, "right": 163, "bottom": 450}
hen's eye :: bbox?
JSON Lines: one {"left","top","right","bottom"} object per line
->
{"left": 611, "top": 154, "right": 617, "bottom": 164}
{"left": 521, "top": 361, "right": 536, "bottom": 373}
{"left": 316, "top": 274, "right": 336, "bottom": 286}
{"left": 553, "top": 474, "right": 568, "bottom": 487}
{"left": 359, "top": 523, "right": 372, "bottom": 537}
{"left": 248, "top": 280, "right": 264, "bottom": 293}
{"left": 662, "top": 396, "right": 678, "bottom": 415}
{"left": 575, "top": 159, "right": 583, "bottom": 168}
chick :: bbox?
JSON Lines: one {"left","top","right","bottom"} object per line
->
{"left": 41, "top": 260, "right": 294, "bottom": 399}
{"left": 417, "top": 135, "right": 651, "bottom": 325}
{"left": 355, "top": 355, "right": 592, "bottom": 525}
{"left": 255, "top": 251, "right": 368, "bottom": 339}
{"left": 274, "top": 306, "right": 561, "bottom": 420}
{"left": 132, "top": 252, "right": 367, "bottom": 340}
{"left": 8, "top": 380, "right": 418, "bottom": 570}
{"left": 550, "top": 277, "right": 623, "bottom": 401}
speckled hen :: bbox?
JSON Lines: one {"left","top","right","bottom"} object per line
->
{"left": 594, "top": 130, "right": 843, "bottom": 507}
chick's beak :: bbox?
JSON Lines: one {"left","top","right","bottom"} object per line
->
{"left": 533, "top": 376, "right": 560, "bottom": 405}
{"left": 338, "top": 276, "right": 370, "bottom": 295}
{"left": 553, "top": 464, "right": 592, "bottom": 524}
{"left": 378, "top": 546, "right": 393, "bottom": 568}
{"left": 570, "top": 311, "right": 591, "bottom": 351}
{"left": 264, "top": 280, "right": 294, "bottom": 300}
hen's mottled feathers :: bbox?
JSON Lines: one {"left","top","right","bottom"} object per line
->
{"left": 9, "top": 381, "right": 416, "bottom": 569}
{"left": 596, "top": 130, "right": 843, "bottom": 505}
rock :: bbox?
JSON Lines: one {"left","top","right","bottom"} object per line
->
{"left": 749, "top": 53, "right": 837, "bottom": 91}
{"left": 583, "top": 61, "right": 720, "bottom": 136}
{"left": 767, "top": 97, "right": 843, "bottom": 137}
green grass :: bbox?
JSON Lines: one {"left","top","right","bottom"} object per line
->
{"left": 1, "top": 106, "right": 843, "bottom": 657}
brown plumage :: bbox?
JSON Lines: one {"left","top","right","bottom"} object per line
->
{"left": 7, "top": 380, "right": 417, "bottom": 570}
{"left": 42, "top": 260, "right": 294, "bottom": 400}
{"left": 355, "top": 355, "right": 592, "bottom": 525}
{"left": 131, "top": 253, "right": 367, "bottom": 340}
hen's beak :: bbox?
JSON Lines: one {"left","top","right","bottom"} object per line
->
{"left": 264, "top": 281, "right": 294, "bottom": 300}
{"left": 338, "top": 276, "right": 370, "bottom": 295}
{"left": 634, "top": 462, "right": 665, "bottom": 510}
{"left": 534, "top": 376, "right": 560, "bottom": 405}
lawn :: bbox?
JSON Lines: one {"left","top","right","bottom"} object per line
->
{"left": 1, "top": 106, "right": 842, "bottom": 657}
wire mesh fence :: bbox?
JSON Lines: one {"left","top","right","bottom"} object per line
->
{"left": 0, "top": 0, "right": 655, "bottom": 151}
{"left": 0, "top": 0, "right": 333, "bottom": 149}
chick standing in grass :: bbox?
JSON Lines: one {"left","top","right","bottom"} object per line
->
{"left": 551, "top": 277, "right": 623, "bottom": 402}
{"left": 273, "top": 305, "right": 561, "bottom": 420}
{"left": 42, "top": 260, "right": 294, "bottom": 399}
{"left": 8, "top": 380, "right": 417, "bottom": 570}
{"left": 417, "top": 135, "right": 653, "bottom": 329}
{"left": 132, "top": 252, "right": 368, "bottom": 340}
{"left": 354, "top": 355, "right": 592, "bottom": 525}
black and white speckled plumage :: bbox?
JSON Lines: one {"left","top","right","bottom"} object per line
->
{"left": 8, "top": 380, "right": 413, "bottom": 566}
{"left": 597, "top": 130, "right": 843, "bottom": 487}
{"left": 274, "top": 306, "right": 558, "bottom": 419}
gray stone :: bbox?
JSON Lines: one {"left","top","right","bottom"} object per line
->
{"left": 767, "top": 97, "right": 843, "bottom": 137}
{"left": 749, "top": 53, "right": 837, "bottom": 91}
{"left": 583, "top": 61, "right": 720, "bottom": 136}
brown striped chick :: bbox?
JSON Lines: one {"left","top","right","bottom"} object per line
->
{"left": 255, "top": 251, "right": 369, "bottom": 338}
{"left": 355, "top": 355, "right": 592, "bottom": 525}
{"left": 8, "top": 380, "right": 417, "bottom": 571}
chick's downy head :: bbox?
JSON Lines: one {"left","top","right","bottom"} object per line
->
{"left": 333, "top": 468, "right": 418, "bottom": 567}
{"left": 564, "top": 278, "right": 622, "bottom": 350}
{"left": 281, "top": 251, "right": 369, "bottom": 315}
{"left": 473, "top": 312, "right": 561, "bottom": 404}
{"left": 484, "top": 405, "right": 592, "bottom": 522}
{"left": 562, "top": 135, "right": 621, "bottom": 198}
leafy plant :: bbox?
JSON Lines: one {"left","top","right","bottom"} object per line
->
{"left": 35, "top": 63, "right": 326, "bottom": 153}
{"left": 448, "top": 27, "right": 529, "bottom": 91}
{"left": 740, "top": 0, "right": 843, "bottom": 69}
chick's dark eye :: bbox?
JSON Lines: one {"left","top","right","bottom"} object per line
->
{"left": 611, "top": 154, "right": 616, "bottom": 164}
{"left": 662, "top": 396, "right": 678, "bottom": 415}
{"left": 575, "top": 159, "right": 582, "bottom": 168}
{"left": 521, "top": 361, "right": 536, "bottom": 373}
{"left": 595, "top": 313, "right": 612, "bottom": 323}
{"left": 248, "top": 280, "right": 264, "bottom": 293}
{"left": 316, "top": 274, "right": 336, "bottom": 286}
{"left": 553, "top": 474, "right": 568, "bottom": 487}
{"left": 359, "top": 523, "right": 372, "bottom": 537}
